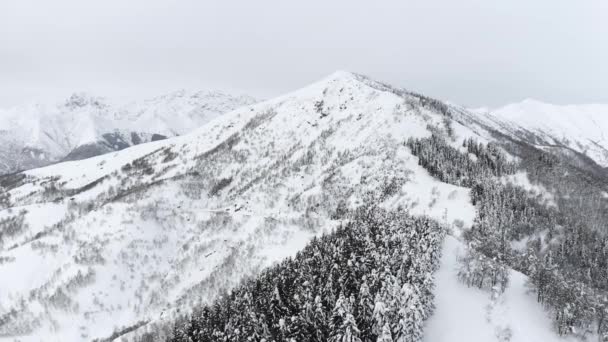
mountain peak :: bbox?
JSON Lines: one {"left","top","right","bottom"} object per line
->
{"left": 323, "top": 70, "right": 358, "bottom": 81}
{"left": 63, "top": 92, "right": 108, "bottom": 109}
{"left": 2, "top": 72, "right": 606, "bottom": 342}
{"left": 473, "top": 98, "right": 608, "bottom": 168}
{"left": 519, "top": 98, "right": 546, "bottom": 105}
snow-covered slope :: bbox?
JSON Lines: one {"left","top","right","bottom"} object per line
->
{"left": 424, "top": 236, "right": 580, "bottom": 342}
{"left": 0, "top": 72, "right": 585, "bottom": 342}
{"left": 0, "top": 71, "right": 482, "bottom": 341}
{"left": 115, "top": 90, "right": 257, "bottom": 136}
{"left": 0, "top": 91, "right": 256, "bottom": 174}
{"left": 471, "top": 100, "right": 608, "bottom": 169}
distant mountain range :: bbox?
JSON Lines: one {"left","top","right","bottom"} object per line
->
{"left": 0, "top": 90, "right": 257, "bottom": 175}
{"left": 0, "top": 72, "right": 606, "bottom": 342}
{"left": 470, "top": 100, "right": 608, "bottom": 173}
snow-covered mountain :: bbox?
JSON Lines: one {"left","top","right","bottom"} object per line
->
{"left": 0, "top": 91, "right": 257, "bottom": 175}
{"left": 470, "top": 100, "right": 608, "bottom": 171}
{"left": 0, "top": 72, "right": 603, "bottom": 342}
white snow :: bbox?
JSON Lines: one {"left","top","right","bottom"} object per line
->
{"left": 0, "top": 71, "right": 582, "bottom": 341}
{"left": 391, "top": 150, "right": 476, "bottom": 230}
{"left": 0, "top": 90, "right": 256, "bottom": 174}
{"left": 473, "top": 100, "right": 608, "bottom": 168}
{"left": 501, "top": 171, "right": 557, "bottom": 207}
{"left": 424, "top": 236, "right": 582, "bottom": 342}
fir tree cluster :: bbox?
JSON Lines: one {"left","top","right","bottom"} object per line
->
{"left": 513, "top": 139, "right": 608, "bottom": 231}
{"left": 456, "top": 243, "right": 509, "bottom": 294}
{"left": 468, "top": 149, "right": 608, "bottom": 337}
{"left": 466, "top": 181, "right": 558, "bottom": 263}
{"left": 0, "top": 209, "right": 28, "bottom": 247}
{"left": 406, "top": 135, "right": 516, "bottom": 188}
{"left": 469, "top": 176, "right": 608, "bottom": 336}
{"left": 521, "top": 221, "right": 608, "bottom": 337}
{"left": 168, "top": 206, "right": 445, "bottom": 342}
{"left": 0, "top": 189, "right": 9, "bottom": 210}
{"left": 409, "top": 133, "right": 608, "bottom": 338}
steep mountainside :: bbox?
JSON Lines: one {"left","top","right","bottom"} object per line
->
{"left": 0, "top": 91, "right": 256, "bottom": 175}
{"left": 0, "top": 72, "right": 605, "bottom": 342}
{"left": 470, "top": 100, "right": 608, "bottom": 172}
{"left": 0, "top": 72, "right": 479, "bottom": 341}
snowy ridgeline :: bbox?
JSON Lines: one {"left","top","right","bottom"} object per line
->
{"left": 0, "top": 71, "right": 478, "bottom": 341}
{"left": 161, "top": 128, "right": 608, "bottom": 342}
{"left": 0, "top": 71, "right": 607, "bottom": 341}
{"left": 470, "top": 100, "right": 608, "bottom": 169}
{"left": 166, "top": 207, "right": 445, "bottom": 342}
{"left": 0, "top": 90, "right": 257, "bottom": 175}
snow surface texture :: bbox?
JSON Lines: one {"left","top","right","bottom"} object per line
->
{"left": 0, "top": 91, "right": 257, "bottom": 174}
{"left": 0, "top": 72, "right": 583, "bottom": 342}
{"left": 424, "top": 236, "right": 581, "bottom": 342}
{"left": 472, "top": 100, "right": 608, "bottom": 168}
{"left": 0, "top": 72, "right": 482, "bottom": 341}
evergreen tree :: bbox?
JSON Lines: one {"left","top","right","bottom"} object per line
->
{"left": 376, "top": 323, "right": 393, "bottom": 342}
{"left": 165, "top": 206, "right": 445, "bottom": 342}
{"left": 357, "top": 278, "right": 375, "bottom": 341}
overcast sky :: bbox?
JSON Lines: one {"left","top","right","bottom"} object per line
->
{"left": 1, "top": 0, "right": 607, "bottom": 108}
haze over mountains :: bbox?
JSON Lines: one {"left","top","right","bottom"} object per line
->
{"left": 0, "top": 72, "right": 606, "bottom": 342}
{"left": 0, "top": 90, "right": 257, "bottom": 175}
{"left": 473, "top": 100, "right": 608, "bottom": 171}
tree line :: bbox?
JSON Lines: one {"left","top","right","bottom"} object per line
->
{"left": 409, "top": 133, "right": 608, "bottom": 339}
{"left": 167, "top": 205, "right": 445, "bottom": 342}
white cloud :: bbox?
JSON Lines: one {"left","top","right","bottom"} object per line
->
{"left": 1, "top": 0, "right": 607, "bottom": 107}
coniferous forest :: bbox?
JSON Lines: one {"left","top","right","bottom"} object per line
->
{"left": 2, "top": 6, "right": 607, "bottom": 340}
{"left": 167, "top": 206, "right": 445, "bottom": 342}
{"left": 408, "top": 133, "right": 608, "bottom": 338}
{"left": 158, "top": 132, "right": 608, "bottom": 341}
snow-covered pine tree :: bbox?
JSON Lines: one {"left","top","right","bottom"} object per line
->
{"left": 377, "top": 323, "right": 394, "bottom": 342}
{"left": 164, "top": 206, "right": 445, "bottom": 342}
{"left": 357, "top": 277, "right": 375, "bottom": 341}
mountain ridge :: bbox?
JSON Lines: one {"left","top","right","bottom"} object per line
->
{"left": 0, "top": 71, "right": 477, "bottom": 340}
{"left": 470, "top": 99, "right": 608, "bottom": 169}
{"left": 0, "top": 72, "right": 605, "bottom": 342}
{"left": 0, "top": 90, "right": 257, "bottom": 175}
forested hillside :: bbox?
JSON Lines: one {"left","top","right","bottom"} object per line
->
{"left": 1, "top": 72, "right": 606, "bottom": 342}
{"left": 408, "top": 133, "right": 608, "bottom": 339}
{"left": 156, "top": 120, "right": 608, "bottom": 342}
{"left": 0, "top": 72, "right": 476, "bottom": 341}
{"left": 166, "top": 206, "right": 444, "bottom": 342}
